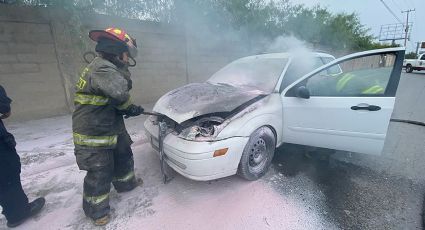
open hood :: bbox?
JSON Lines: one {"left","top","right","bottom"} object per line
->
{"left": 153, "top": 82, "right": 265, "bottom": 124}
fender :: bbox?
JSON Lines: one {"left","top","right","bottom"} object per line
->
{"left": 216, "top": 94, "right": 283, "bottom": 145}
{"left": 236, "top": 113, "right": 283, "bottom": 145}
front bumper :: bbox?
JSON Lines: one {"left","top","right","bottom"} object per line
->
{"left": 144, "top": 120, "right": 249, "bottom": 181}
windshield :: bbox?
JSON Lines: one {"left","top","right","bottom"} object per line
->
{"left": 207, "top": 57, "right": 288, "bottom": 93}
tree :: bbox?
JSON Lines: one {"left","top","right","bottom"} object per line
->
{"left": 175, "top": 1, "right": 394, "bottom": 52}
{"left": 6, "top": 0, "right": 394, "bottom": 52}
{"left": 405, "top": 52, "right": 418, "bottom": 59}
{"left": 8, "top": 0, "right": 174, "bottom": 21}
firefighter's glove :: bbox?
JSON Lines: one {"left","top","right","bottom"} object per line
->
{"left": 123, "top": 104, "right": 144, "bottom": 118}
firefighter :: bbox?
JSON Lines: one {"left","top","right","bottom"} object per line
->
{"left": 72, "top": 28, "right": 144, "bottom": 226}
{"left": 335, "top": 72, "right": 385, "bottom": 95}
{"left": 0, "top": 85, "right": 45, "bottom": 228}
{"left": 307, "top": 72, "right": 385, "bottom": 96}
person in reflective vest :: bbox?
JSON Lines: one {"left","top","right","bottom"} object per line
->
{"left": 335, "top": 73, "right": 385, "bottom": 95}
{"left": 72, "top": 27, "right": 143, "bottom": 226}
{"left": 308, "top": 72, "right": 386, "bottom": 96}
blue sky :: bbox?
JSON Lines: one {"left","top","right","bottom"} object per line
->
{"left": 292, "top": 0, "right": 424, "bottom": 52}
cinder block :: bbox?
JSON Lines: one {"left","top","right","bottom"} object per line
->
{"left": 17, "top": 53, "right": 57, "bottom": 63}
{"left": 16, "top": 32, "right": 53, "bottom": 44}
{"left": 0, "top": 42, "right": 9, "bottom": 54}
{"left": 0, "top": 34, "right": 12, "bottom": 42}
{"left": 8, "top": 43, "right": 37, "bottom": 54}
{"left": 0, "top": 63, "right": 13, "bottom": 74}
{"left": 0, "top": 54, "right": 17, "bottom": 63}
{"left": 36, "top": 44, "right": 56, "bottom": 55}
{"left": 22, "top": 23, "right": 51, "bottom": 34}
{"left": 11, "top": 63, "right": 40, "bottom": 73}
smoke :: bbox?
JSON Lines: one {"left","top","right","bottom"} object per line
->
{"left": 173, "top": 0, "right": 251, "bottom": 52}
{"left": 174, "top": 2, "right": 316, "bottom": 56}
{"left": 265, "top": 35, "right": 318, "bottom": 77}
{"left": 266, "top": 35, "right": 312, "bottom": 54}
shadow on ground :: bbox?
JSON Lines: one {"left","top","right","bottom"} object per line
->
{"left": 271, "top": 144, "right": 424, "bottom": 229}
{"left": 406, "top": 71, "right": 425, "bottom": 75}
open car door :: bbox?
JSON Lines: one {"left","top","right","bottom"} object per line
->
{"left": 281, "top": 48, "right": 405, "bottom": 155}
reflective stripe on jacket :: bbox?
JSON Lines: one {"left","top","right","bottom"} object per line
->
{"left": 72, "top": 57, "right": 132, "bottom": 149}
{"left": 73, "top": 132, "right": 118, "bottom": 147}
{"left": 336, "top": 73, "right": 385, "bottom": 95}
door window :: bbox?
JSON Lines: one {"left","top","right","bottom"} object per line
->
{"left": 280, "top": 57, "right": 327, "bottom": 92}
{"left": 420, "top": 55, "right": 425, "bottom": 60}
{"left": 305, "top": 54, "right": 396, "bottom": 97}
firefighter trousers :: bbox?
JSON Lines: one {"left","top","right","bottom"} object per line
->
{"left": 0, "top": 137, "right": 30, "bottom": 223}
{"left": 75, "top": 133, "right": 137, "bottom": 220}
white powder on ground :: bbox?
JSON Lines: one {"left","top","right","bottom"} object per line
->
{"left": 0, "top": 114, "right": 335, "bottom": 230}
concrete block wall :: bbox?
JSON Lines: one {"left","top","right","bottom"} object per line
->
{"left": 0, "top": 5, "right": 252, "bottom": 121}
{"left": 0, "top": 16, "right": 69, "bottom": 121}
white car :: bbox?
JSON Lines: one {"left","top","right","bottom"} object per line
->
{"left": 144, "top": 48, "right": 405, "bottom": 181}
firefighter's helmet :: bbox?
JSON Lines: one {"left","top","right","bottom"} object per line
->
{"left": 89, "top": 27, "right": 138, "bottom": 58}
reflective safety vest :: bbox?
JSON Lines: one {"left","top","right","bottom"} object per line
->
{"left": 72, "top": 57, "right": 132, "bottom": 149}
{"left": 361, "top": 85, "right": 384, "bottom": 94}
{"left": 336, "top": 73, "right": 385, "bottom": 95}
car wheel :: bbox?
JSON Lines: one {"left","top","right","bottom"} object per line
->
{"left": 237, "top": 126, "right": 276, "bottom": 181}
{"left": 406, "top": 64, "right": 413, "bottom": 73}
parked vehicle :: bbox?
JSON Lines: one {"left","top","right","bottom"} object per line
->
{"left": 144, "top": 48, "right": 405, "bottom": 181}
{"left": 403, "top": 53, "right": 425, "bottom": 73}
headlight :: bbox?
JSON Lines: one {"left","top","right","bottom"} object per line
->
{"left": 179, "top": 116, "right": 226, "bottom": 141}
{"left": 149, "top": 115, "right": 158, "bottom": 125}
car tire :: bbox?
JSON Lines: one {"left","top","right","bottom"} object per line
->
{"left": 406, "top": 64, "right": 413, "bottom": 73}
{"left": 237, "top": 126, "right": 276, "bottom": 181}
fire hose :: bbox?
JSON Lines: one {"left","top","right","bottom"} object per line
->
{"left": 141, "top": 112, "right": 174, "bottom": 184}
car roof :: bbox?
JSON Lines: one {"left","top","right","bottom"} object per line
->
{"left": 238, "top": 52, "right": 336, "bottom": 61}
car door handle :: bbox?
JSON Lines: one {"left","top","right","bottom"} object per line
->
{"left": 351, "top": 105, "right": 381, "bottom": 111}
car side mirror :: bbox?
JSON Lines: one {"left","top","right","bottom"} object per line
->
{"left": 296, "top": 86, "right": 310, "bottom": 99}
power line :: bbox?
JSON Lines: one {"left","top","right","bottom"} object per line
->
{"left": 379, "top": 0, "right": 402, "bottom": 23}
{"left": 390, "top": 0, "right": 402, "bottom": 11}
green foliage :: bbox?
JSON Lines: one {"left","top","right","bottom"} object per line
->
{"left": 174, "top": 0, "right": 393, "bottom": 51}
{"left": 11, "top": 0, "right": 173, "bottom": 21}
{"left": 9, "top": 0, "right": 393, "bottom": 52}
{"left": 405, "top": 52, "right": 418, "bottom": 59}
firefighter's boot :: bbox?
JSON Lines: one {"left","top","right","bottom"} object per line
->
{"left": 93, "top": 215, "right": 110, "bottom": 226}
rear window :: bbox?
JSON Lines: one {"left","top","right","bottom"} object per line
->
{"left": 322, "top": 57, "right": 342, "bottom": 75}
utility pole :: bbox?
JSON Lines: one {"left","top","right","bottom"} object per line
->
{"left": 402, "top": 9, "right": 415, "bottom": 47}
{"left": 416, "top": 42, "right": 421, "bottom": 55}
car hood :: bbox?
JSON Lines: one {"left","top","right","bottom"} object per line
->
{"left": 153, "top": 82, "right": 266, "bottom": 124}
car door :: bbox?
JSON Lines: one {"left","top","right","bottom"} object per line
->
{"left": 280, "top": 48, "right": 405, "bottom": 155}
{"left": 419, "top": 54, "right": 425, "bottom": 67}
